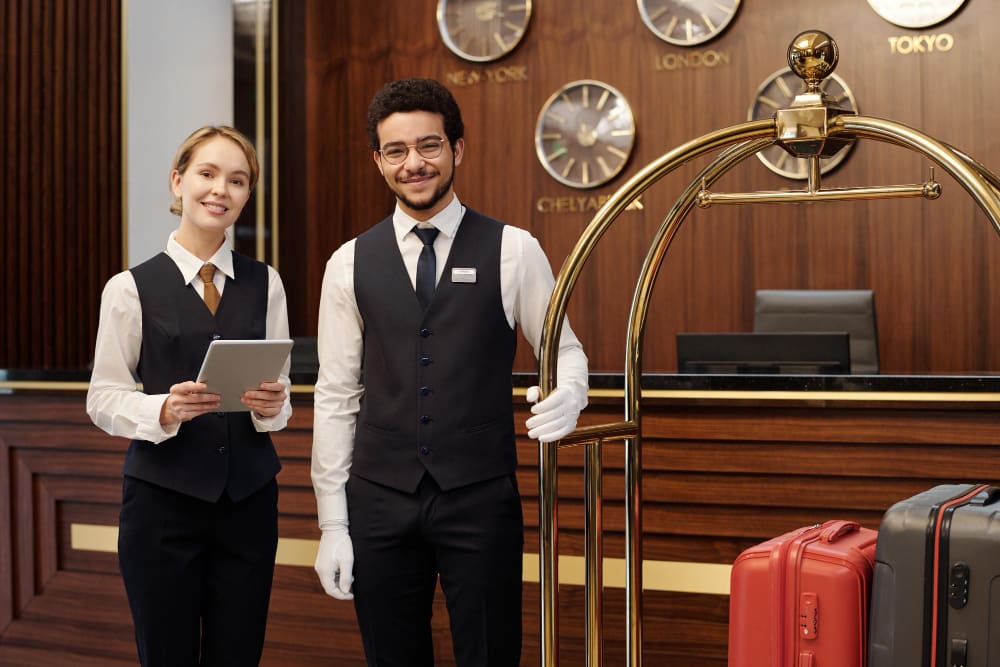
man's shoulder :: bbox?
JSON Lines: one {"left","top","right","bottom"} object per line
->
{"left": 459, "top": 209, "right": 540, "bottom": 252}
{"left": 462, "top": 208, "right": 536, "bottom": 239}
{"left": 356, "top": 214, "right": 395, "bottom": 242}
{"left": 462, "top": 207, "right": 507, "bottom": 230}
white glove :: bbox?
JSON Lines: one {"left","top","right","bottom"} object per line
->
{"left": 314, "top": 524, "right": 355, "bottom": 600}
{"left": 525, "top": 385, "right": 580, "bottom": 443}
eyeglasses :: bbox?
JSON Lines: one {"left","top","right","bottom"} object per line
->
{"left": 377, "top": 137, "right": 448, "bottom": 165}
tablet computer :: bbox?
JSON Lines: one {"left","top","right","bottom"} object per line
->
{"left": 196, "top": 339, "right": 294, "bottom": 412}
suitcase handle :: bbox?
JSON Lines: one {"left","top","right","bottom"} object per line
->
{"left": 968, "top": 486, "right": 1000, "bottom": 506}
{"left": 819, "top": 520, "right": 860, "bottom": 543}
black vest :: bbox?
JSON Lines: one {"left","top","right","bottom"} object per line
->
{"left": 125, "top": 251, "right": 280, "bottom": 502}
{"left": 352, "top": 209, "right": 517, "bottom": 493}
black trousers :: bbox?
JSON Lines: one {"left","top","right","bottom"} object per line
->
{"left": 348, "top": 472, "right": 524, "bottom": 667}
{"left": 117, "top": 476, "right": 279, "bottom": 667}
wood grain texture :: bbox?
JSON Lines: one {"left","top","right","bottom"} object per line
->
{"left": 3, "top": 393, "right": 1000, "bottom": 665}
{"left": 274, "top": 0, "right": 1000, "bottom": 376}
{"left": 3, "top": 1, "right": 1000, "bottom": 663}
{"left": 0, "top": 0, "right": 121, "bottom": 370}
{"left": 3, "top": 0, "right": 998, "bottom": 375}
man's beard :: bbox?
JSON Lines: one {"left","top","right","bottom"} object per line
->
{"left": 394, "top": 164, "right": 455, "bottom": 212}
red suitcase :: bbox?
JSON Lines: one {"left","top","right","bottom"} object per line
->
{"left": 729, "top": 520, "right": 878, "bottom": 667}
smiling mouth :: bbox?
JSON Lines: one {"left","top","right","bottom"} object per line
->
{"left": 203, "top": 202, "right": 229, "bottom": 214}
{"left": 400, "top": 168, "right": 435, "bottom": 184}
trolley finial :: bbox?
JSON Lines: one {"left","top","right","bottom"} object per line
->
{"left": 788, "top": 30, "right": 839, "bottom": 93}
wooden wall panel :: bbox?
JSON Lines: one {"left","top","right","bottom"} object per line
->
{"left": 0, "top": 0, "right": 121, "bottom": 370}
{"left": 3, "top": 393, "right": 1000, "bottom": 665}
{"left": 0, "top": 1, "right": 996, "bottom": 374}
{"left": 1, "top": 0, "right": 995, "bottom": 374}
{"left": 279, "top": 0, "right": 1000, "bottom": 375}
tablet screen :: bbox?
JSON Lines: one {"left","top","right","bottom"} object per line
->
{"left": 196, "top": 339, "right": 294, "bottom": 411}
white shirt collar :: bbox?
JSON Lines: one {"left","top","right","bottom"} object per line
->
{"left": 391, "top": 195, "right": 465, "bottom": 244}
{"left": 166, "top": 232, "right": 234, "bottom": 285}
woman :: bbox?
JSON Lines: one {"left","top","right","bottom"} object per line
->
{"left": 87, "top": 125, "right": 290, "bottom": 666}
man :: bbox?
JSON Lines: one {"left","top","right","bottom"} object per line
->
{"left": 312, "top": 77, "right": 588, "bottom": 666}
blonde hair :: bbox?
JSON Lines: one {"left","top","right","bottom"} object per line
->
{"left": 169, "top": 125, "right": 260, "bottom": 216}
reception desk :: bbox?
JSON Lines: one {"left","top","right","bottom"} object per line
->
{"left": 2, "top": 372, "right": 999, "bottom": 666}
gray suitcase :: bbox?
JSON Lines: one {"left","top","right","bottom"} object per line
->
{"left": 868, "top": 483, "right": 1000, "bottom": 667}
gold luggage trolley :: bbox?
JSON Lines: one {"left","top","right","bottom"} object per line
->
{"left": 534, "top": 31, "right": 1000, "bottom": 667}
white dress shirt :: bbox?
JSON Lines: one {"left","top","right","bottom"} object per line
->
{"left": 86, "top": 232, "right": 292, "bottom": 443}
{"left": 312, "top": 196, "right": 589, "bottom": 528}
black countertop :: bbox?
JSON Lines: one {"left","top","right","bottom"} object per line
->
{"left": 575, "top": 372, "right": 1000, "bottom": 393}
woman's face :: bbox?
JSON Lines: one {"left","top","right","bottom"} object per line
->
{"left": 170, "top": 136, "right": 252, "bottom": 236}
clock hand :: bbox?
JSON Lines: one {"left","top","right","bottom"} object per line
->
{"left": 475, "top": 2, "right": 500, "bottom": 21}
{"left": 576, "top": 123, "right": 598, "bottom": 148}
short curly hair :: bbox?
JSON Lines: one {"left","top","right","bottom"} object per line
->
{"left": 366, "top": 78, "right": 464, "bottom": 150}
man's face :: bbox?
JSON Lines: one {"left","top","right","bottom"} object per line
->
{"left": 373, "top": 111, "right": 464, "bottom": 221}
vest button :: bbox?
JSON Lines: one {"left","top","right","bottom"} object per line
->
{"left": 419, "top": 386, "right": 431, "bottom": 396}
{"left": 419, "top": 446, "right": 430, "bottom": 455}
{"left": 420, "top": 356, "right": 431, "bottom": 366}
{"left": 217, "top": 446, "right": 226, "bottom": 454}
{"left": 419, "top": 328, "right": 432, "bottom": 338}
{"left": 419, "top": 415, "right": 431, "bottom": 424}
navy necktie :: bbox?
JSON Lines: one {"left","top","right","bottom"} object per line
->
{"left": 413, "top": 226, "right": 440, "bottom": 308}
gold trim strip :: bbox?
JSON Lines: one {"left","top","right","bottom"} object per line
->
{"left": 4, "top": 381, "right": 999, "bottom": 404}
{"left": 70, "top": 523, "right": 315, "bottom": 566}
{"left": 254, "top": 0, "right": 266, "bottom": 262}
{"left": 71, "top": 523, "right": 119, "bottom": 553}
{"left": 121, "top": 0, "right": 129, "bottom": 270}
{"left": 0, "top": 381, "right": 311, "bottom": 393}
{"left": 0, "top": 381, "right": 92, "bottom": 391}
{"left": 275, "top": 536, "right": 317, "bottom": 566}
{"left": 516, "top": 387, "right": 1000, "bottom": 403}
{"left": 270, "top": 0, "right": 280, "bottom": 271}
{"left": 634, "top": 389, "right": 1000, "bottom": 402}
{"left": 70, "top": 523, "right": 730, "bottom": 594}
{"left": 521, "top": 554, "right": 731, "bottom": 595}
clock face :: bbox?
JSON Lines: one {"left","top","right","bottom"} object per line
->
{"left": 535, "top": 80, "right": 636, "bottom": 189}
{"left": 866, "top": 0, "right": 966, "bottom": 28}
{"left": 436, "top": 0, "right": 532, "bottom": 62}
{"left": 747, "top": 68, "right": 859, "bottom": 180}
{"left": 637, "top": 0, "right": 741, "bottom": 47}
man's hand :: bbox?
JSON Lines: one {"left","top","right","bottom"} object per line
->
{"left": 314, "top": 525, "right": 355, "bottom": 600}
{"left": 525, "top": 385, "right": 580, "bottom": 443}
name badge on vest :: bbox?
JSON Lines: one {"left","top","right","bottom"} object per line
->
{"left": 451, "top": 268, "right": 476, "bottom": 284}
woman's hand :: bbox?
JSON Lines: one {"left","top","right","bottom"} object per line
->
{"left": 159, "top": 381, "right": 221, "bottom": 425}
{"left": 242, "top": 381, "right": 287, "bottom": 418}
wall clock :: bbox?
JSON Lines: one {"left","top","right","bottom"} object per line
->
{"left": 747, "top": 67, "right": 859, "bottom": 180}
{"left": 866, "top": 0, "right": 967, "bottom": 28}
{"left": 534, "top": 80, "right": 636, "bottom": 189}
{"left": 436, "top": 0, "right": 532, "bottom": 62}
{"left": 637, "top": 0, "right": 741, "bottom": 46}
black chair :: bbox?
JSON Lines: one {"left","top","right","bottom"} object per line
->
{"left": 289, "top": 336, "right": 319, "bottom": 376}
{"left": 753, "top": 289, "right": 880, "bottom": 374}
